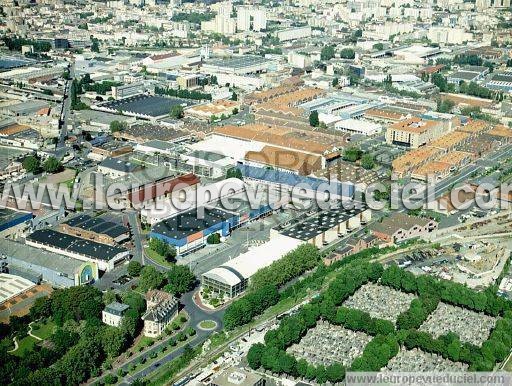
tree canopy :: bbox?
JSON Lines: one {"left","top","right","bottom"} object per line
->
{"left": 165, "top": 265, "right": 196, "bottom": 295}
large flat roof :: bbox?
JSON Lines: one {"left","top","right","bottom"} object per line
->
{"left": 100, "top": 95, "right": 195, "bottom": 118}
{"left": 278, "top": 203, "right": 366, "bottom": 241}
{"left": 0, "top": 238, "right": 84, "bottom": 277}
{"left": 151, "top": 207, "right": 235, "bottom": 240}
{"left": 27, "top": 229, "right": 127, "bottom": 261}
{"left": 205, "top": 55, "right": 270, "bottom": 70}
{"left": 64, "top": 214, "right": 129, "bottom": 239}
{"left": 203, "top": 234, "right": 302, "bottom": 286}
{"left": 0, "top": 273, "right": 35, "bottom": 304}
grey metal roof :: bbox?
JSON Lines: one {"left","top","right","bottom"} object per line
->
{"left": 27, "top": 229, "right": 128, "bottom": 261}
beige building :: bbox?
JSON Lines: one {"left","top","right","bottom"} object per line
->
{"left": 386, "top": 115, "right": 460, "bottom": 149}
{"left": 102, "top": 302, "right": 129, "bottom": 327}
{"left": 142, "top": 290, "right": 179, "bottom": 337}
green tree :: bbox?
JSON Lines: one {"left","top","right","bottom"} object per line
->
{"left": 343, "top": 146, "right": 362, "bottom": 162}
{"left": 102, "top": 290, "right": 117, "bottom": 305}
{"left": 169, "top": 104, "right": 184, "bottom": 119}
{"left": 361, "top": 153, "right": 375, "bottom": 170}
{"left": 22, "top": 155, "right": 40, "bottom": 173}
{"left": 138, "top": 266, "right": 165, "bottom": 293}
{"left": 127, "top": 260, "right": 142, "bottom": 277}
{"left": 102, "top": 326, "right": 127, "bottom": 358}
{"left": 326, "top": 363, "right": 345, "bottom": 383}
{"left": 42, "top": 156, "right": 63, "bottom": 174}
{"left": 109, "top": 120, "right": 127, "bottom": 133}
{"left": 321, "top": 45, "right": 335, "bottom": 61}
{"left": 29, "top": 296, "right": 51, "bottom": 320}
{"left": 431, "top": 73, "right": 449, "bottom": 92}
{"left": 207, "top": 233, "right": 221, "bottom": 244}
{"left": 309, "top": 110, "right": 319, "bottom": 127}
{"left": 339, "top": 48, "right": 355, "bottom": 59}
{"left": 247, "top": 343, "right": 265, "bottom": 369}
{"left": 373, "top": 43, "right": 384, "bottom": 50}
{"left": 165, "top": 265, "right": 195, "bottom": 295}
{"left": 231, "top": 92, "right": 238, "bottom": 101}
{"left": 148, "top": 238, "right": 176, "bottom": 261}
{"left": 91, "top": 39, "right": 100, "bottom": 53}
{"left": 226, "top": 167, "right": 243, "bottom": 179}
{"left": 332, "top": 77, "right": 339, "bottom": 87}
{"left": 437, "top": 98, "right": 455, "bottom": 113}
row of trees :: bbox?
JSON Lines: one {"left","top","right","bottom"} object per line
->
{"left": 328, "top": 306, "right": 395, "bottom": 336}
{"left": 247, "top": 261, "right": 389, "bottom": 382}
{"left": 318, "top": 46, "right": 356, "bottom": 61}
{"left": 248, "top": 301, "right": 344, "bottom": 383}
{"left": 400, "top": 319, "right": 512, "bottom": 372}
{"left": 351, "top": 334, "right": 399, "bottom": 371}
{"left": 82, "top": 80, "right": 121, "bottom": 95}
{"left": 223, "top": 285, "right": 279, "bottom": 330}
{"left": 22, "top": 155, "right": 63, "bottom": 174}
{"left": 1, "top": 286, "right": 146, "bottom": 385}
{"left": 396, "top": 294, "right": 439, "bottom": 331}
{"left": 250, "top": 244, "right": 320, "bottom": 290}
{"left": 2, "top": 36, "right": 52, "bottom": 52}
{"left": 148, "top": 237, "right": 177, "bottom": 262}
{"left": 155, "top": 86, "right": 212, "bottom": 101}
{"left": 381, "top": 264, "right": 511, "bottom": 316}
{"left": 137, "top": 264, "right": 196, "bottom": 296}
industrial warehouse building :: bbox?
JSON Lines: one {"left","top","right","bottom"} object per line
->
{"left": 237, "top": 164, "right": 355, "bottom": 200}
{"left": 150, "top": 207, "right": 238, "bottom": 256}
{"left": 202, "top": 55, "right": 275, "bottom": 75}
{"left": 201, "top": 234, "right": 302, "bottom": 298}
{"left": 60, "top": 214, "right": 130, "bottom": 245}
{"left": 273, "top": 203, "right": 371, "bottom": 247}
{"left": 1, "top": 238, "right": 98, "bottom": 287}
{"left": 0, "top": 208, "right": 32, "bottom": 237}
{"left": 26, "top": 229, "right": 129, "bottom": 272}
{"left": 149, "top": 187, "right": 284, "bottom": 256}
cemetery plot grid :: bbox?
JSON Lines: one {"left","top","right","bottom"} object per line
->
{"left": 342, "top": 283, "right": 417, "bottom": 323}
{"left": 419, "top": 302, "right": 497, "bottom": 346}
{"left": 385, "top": 347, "right": 469, "bottom": 372}
{"left": 286, "top": 320, "right": 373, "bottom": 367}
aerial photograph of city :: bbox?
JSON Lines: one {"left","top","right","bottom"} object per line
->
{"left": 1, "top": 0, "right": 512, "bottom": 385}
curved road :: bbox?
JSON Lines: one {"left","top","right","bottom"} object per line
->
{"left": 118, "top": 290, "right": 224, "bottom": 385}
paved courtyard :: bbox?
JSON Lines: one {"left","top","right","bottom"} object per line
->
{"left": 342, "top": 283, "right": 417, "bottom": 323}
{"left": 419, "top": 302, "right": 497, "bottom": 346}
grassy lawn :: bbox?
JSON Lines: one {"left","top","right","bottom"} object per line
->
{"left": 32, "top": 320, "right": 56, "bottom": 340}
{"left": 144, "top": 247, "right": 173, "bottom": 268}
{"left": 131, "top": 336, "right": 156, "bottom": 354}
{"left": 12, "top": 335, "right": 38, "bottom": 357}
{"left": 128, "top": 333, "right": 193, "bottom": 375}
{"left": 504, "top": 355, "right": 512, "bottom": 372}
{"left": 199, "top": 320, "right": 216, "bottom": 330}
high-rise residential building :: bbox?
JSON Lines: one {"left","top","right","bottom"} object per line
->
{"left": 237, "top": 6, "right": 266, "bottom": 32}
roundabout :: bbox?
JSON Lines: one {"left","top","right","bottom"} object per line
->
{"left": 198, "top": 319, "right": 218, "bottom": 331}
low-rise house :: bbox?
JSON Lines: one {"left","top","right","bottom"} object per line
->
{"left": 142, "top": 290, "right": 179, "bottom": 337}
{"left": 102, "top": 302, "right": 129, "bottom": 327}
{"left": 370, "top": 213, "right": 438, "bottom": 243}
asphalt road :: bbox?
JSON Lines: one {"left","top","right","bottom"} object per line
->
{"left": 58, "top": 62, "right": 73, "bottom": 148}
{"left": 121, "top": 290, "right": 224, "bottom": 384}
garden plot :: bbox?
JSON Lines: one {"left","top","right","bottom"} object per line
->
{"left": 419, "top": 302, "right": 497, "bottom": 346}
{"left": 342, "top": 283, "right": 416, "bottom": 323}
{"left": 286, "top": 320, "right": 372, "bottom": 367}
{"left": 385, "top": 348, "right": 469, "bottom": 372}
